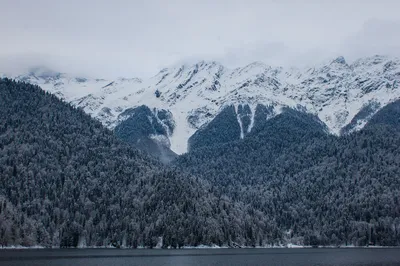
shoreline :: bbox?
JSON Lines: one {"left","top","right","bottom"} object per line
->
{"left": 1, "top": 245, "right": 399, "bottom": 250}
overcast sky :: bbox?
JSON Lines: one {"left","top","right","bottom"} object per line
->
{"left": 1, "top": 0, "right": 400, "bottom": 78}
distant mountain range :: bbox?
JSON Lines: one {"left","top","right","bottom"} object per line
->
{"left": 3, "top": 55, "right": 400, "bottom": 159}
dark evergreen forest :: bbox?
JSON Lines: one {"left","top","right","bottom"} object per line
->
{"left": 1, "top": 78, "right": 400, "bottom": 248}
{"left": 0, "top": 79, "right": 268, "bottom": 248}
{"left": 176, "top": 104, "right": 400, "bottom": 246}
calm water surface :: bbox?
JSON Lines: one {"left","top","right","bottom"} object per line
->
{"left": 1, "top": 248, "right": 400, "bottom": 266}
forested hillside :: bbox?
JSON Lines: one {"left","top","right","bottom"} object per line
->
{"left": 175, "top": 106, "right": 400, "bottom": 246}
{"left": 0, "top": 79, "right": 270, "bottom": 248}
{"left": 1, "top": 78, "right": 400, "bottom": 248}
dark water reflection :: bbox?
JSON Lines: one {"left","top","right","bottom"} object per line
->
{"left": 1, "top": 248, "right": 400, "bottom": 266}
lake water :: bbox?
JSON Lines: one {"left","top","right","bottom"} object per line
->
{"left": 1, "top": 248, "right": 400, "bottom": 266}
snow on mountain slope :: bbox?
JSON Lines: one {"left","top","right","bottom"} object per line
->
{"left": 5, "top": 55, "right": 400, "bottom": 154}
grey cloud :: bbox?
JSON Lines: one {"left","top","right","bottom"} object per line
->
{"left": 1, "top": 0, "right": 400, "bottom": 78}
{"left": 340, "top": 19, "right": 400, "bottom": 61}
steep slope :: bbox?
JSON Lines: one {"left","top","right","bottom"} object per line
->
{"left": 188, "top": 105, "right": 241, "bottom": 151}
{"left": 5, "top": 55, "right": 400, "bottom": 155}
{"left": 364, "top": 99, "right": 400, "bottom": 130}
{"left": 175, "top": 107, "right": 400, "bottom": 246}
{"left": 340, "top": 101, "right": 381, "bottom": 135}
{"left": 177, "top": 108, "right": 329, "bottom": 186}
{"left": 114, "top": 105, "right": 177, "bottom": 163}
{"left": 0, "top": 78, "right": 271, "bottom": 248}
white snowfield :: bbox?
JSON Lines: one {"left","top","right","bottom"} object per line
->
{"left": 7, "top": 55, "right": 400, "bottom": 154}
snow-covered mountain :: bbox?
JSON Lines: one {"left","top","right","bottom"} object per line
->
{"left": 5, "top": 55, "right": 400, "bottom": 154}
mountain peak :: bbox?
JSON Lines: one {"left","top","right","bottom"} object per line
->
{"left": 244, "top": 61, "right": 269, "bottom": 69}
{"left": 27, "top": 66, "right": 63, "bottom": 79}
{"left": 331, "top": 56, "right": 347, "bottom": 65}
{"left": 195, "top": 60, "right": 219, "bottom": 67}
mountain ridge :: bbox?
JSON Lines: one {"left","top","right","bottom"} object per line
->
{"left": 3, "top": 55, "right": 400, "bottom": 154}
